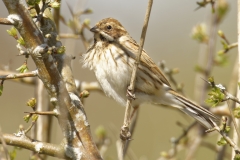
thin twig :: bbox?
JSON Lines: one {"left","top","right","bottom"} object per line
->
{"left": 59, "top": 34, "right": 80, "bottom": 39}
{"left": 120, "top": 0, "right": 153, "bottom": 158}
{"left": 207, "top": 81, "right": 240, "bottom": 140}
{"left": 227, "top": 42, "right": 238, "bottom": 50}
{"left": 186, "top": 134, "right": 203, "bottom": 160}
{"left": 34, "top": 79, "right": 47, "bottom": 160}
{"left": 201, "top": 141, "right": 231, "bottom": 158}
{"left": 158, "top": 122, "right": 197, "bottom": 159}
{"left": 220, "top": 42, "right": 238, "bottom": 54}
{"left": 24, "top": 111, "right": 58, "bottom": 116}
{"left": 0, "top": 70, "right": 38, "bottom": 80}
{"left": 0, "top": 133, "right": 66, "bottom": 159}
{"left": 226, "top": 100, "right": 240, "bottom": 140}
{"left": 205, "top": 118, "right": 240, "bottom": 154}
{"left": 24, "top": 121, "right": 37, "bottom": 135}
{"left": 79, "top": 81, "right": 102, "bottom": 92}
{"left": 216, "top": 58, "right": 238, "bottom": 160}
{"left": 0, "top": 18, "right": 12, "bottom": 25}
{"left": 123, "top": 107, "right": 140, "bottom": 156}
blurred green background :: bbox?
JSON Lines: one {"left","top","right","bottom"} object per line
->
{"left": 0, "top": 0, "right": 237, "bottom": 159}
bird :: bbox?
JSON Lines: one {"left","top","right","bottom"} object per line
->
{"left": 82, "top": 17, "right": 219, "bottom": 129}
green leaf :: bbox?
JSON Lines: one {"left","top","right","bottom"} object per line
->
{"left": 16, "top": 64, "right": 28, "bottom": 73}
{"left": 95, "top": 125, "right": 107, "bottom": 140}
{"left": 206, "top": 87, "right": 225, "bottom": 107}
{"left": 9, "top": 147, "right": 18, "bottom": 160}
{"left": 218, "top": 30, "right": 224, "bottom": 38}
{"left": 67, "top": 19, "right": 76, "bottom": 29}
{"left": 23, "top": 114, "right": 31, "bottom": 123}
{"left": 220, "top": 40, "right": 228, "bottom": 50}
{"left": 217, "top": 137, "right": 227, "bottom": 146}
{"left": 6, "top": 27, "right": 18, "bottom": 39}
{"left": 214, "top": 54, "right": 228, "bottom": 67}
{"left": 194, "top": 65, "right": 205, "bottom": 73}
{"left": 80, "top": 90, "right": 90, "bottom": 98}
{"left": 57, "top": 46, "right": 66, "bottom": 54}
{"left": 234, "top": 107, "right": 240, "bottom": 118}
{"left": 216, "top": 0, "right": 229, "bottom": 22}
{"left": 208, "top": 76, "right": 214, "bottom": 83}
{"left": 234, "top": 153, "right": 240, "bottom": 160}
{"left": 196, "top": 1, "right": 208, "bottom": 7}
{"left": 26, "top": 98, "right": 37, "bottom": 108}
{"left": 191, "top": 23, "right": 208, "bottom": 43}
{"left": 83, "top": 8, "right": 93, "bottom": 14}
{"left": 160, "top": 151, "right": 169, "bottom": 158}
{"left": 32, "top": 114, "right": 38, "bottom": 122}
{"left": 217, "top": 50, "right": 225, "bottom": 55}
{"left": 225, "top": 126, "right": 231, "bottom": 133}
{"left": 49, "top": 2, "right": 61, "bottom": 8}
{"left": 17, "top": 37, "right": 25, "bottom": 46}
{"left": 84, "top": 19, "right": 91, "bottom": 26}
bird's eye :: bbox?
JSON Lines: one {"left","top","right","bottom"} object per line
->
{"left": 106, "top": 25, "right": 112, "bottom": 30}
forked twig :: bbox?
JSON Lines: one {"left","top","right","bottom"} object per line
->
{"left": 205, "top": 117, "right": 240, "bottom": 155}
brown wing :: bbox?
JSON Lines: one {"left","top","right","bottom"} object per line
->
{"left": 140, "top": 50, "right": 171, "bottom": 87}
{"left": 120, "top": 36, "right": 171, "bottom": 87}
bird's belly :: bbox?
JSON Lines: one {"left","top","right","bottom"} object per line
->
{"left": 94, "top": 55, "right": 131, "bottom": 106}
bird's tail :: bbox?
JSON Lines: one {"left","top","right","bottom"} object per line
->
{"left": 169, "top": 90, "right": 219, "bottom": 129}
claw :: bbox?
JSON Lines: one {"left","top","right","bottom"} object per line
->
{"left": 120, "top": 126, "right": 132, "bottom": 141}
{"left": 126, "top": 88, "right": 136, "bottom": 100}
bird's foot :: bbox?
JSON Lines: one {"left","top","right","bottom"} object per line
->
{"left": 120, "top": 125, "right": 132, "bottom": 141}
{"left": 126, "top": 88, "right": 136, "bottom": 100}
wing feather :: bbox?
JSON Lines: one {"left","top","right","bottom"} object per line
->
{"left": 118, "top": 36, "right": 171, "bottom": 87}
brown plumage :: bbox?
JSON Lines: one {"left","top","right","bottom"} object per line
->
{"left": 82, "top": 18, "right": 219, "bottom": 129}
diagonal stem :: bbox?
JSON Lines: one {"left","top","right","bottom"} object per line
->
{"left": 120, "top": 0, "right": 153, "bottom": 159}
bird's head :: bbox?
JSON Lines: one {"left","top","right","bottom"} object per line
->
{"left": 90, "top": 18, "right": 128, "bottom": 42}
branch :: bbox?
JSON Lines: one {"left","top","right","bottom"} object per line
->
{"left": 0, "top": 70, "right": 37, "bottom": 80}
{"left": 210, "top": 105, "right": 230, "bottom": 116}
{"left": 201, "top": 141, "right": 231, "bottom": 158}
{"left": 59, "top": 34, "right": 80, "bottom": 39}
{"left": 24, "top": 111, "right": 58, "bottom": 116}
{"left": 0, "top": 133, "right": 66, "bottom": 159}
{"left": 220, "top": 42, "right": 238, "bottom": 54}
{"left": 158, "top": 122, "right": 197, "bottom": 160}
{"left": 0, "top": 70, "right": 101, "bottom": 93}
{"left": 206, "top": 117, "right": 240, "bottom": 155}
{"left": 0, "top": 128, "right": 10, "bottom": 160}
{"left": 62, "top": 2, "right": 91, "bottom": 49}
{"left": 120, "top": 0, "right": 153, "bottom": 159}
{"left": 0, "top": 18, "right": 12, "bottom": 25}
{"left": 76, "top": 81, "right": 102, "bottom": 92}
{"left": 3, "top": 1, "right": 101, "bottom": 159}
{"left": 207, "top": 79, "right": 240, "bottom": 140}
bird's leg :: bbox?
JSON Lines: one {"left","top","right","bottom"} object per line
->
{"left": 120, "top": 125, "right": 131, "bottom": 141}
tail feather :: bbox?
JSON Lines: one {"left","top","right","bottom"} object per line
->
{"left": 169, "top": 90, "right": 219, "bottom": 129}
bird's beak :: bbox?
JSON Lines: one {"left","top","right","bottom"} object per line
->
{"left": 90, "top": 26, "right": 99, "bottom": 33}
